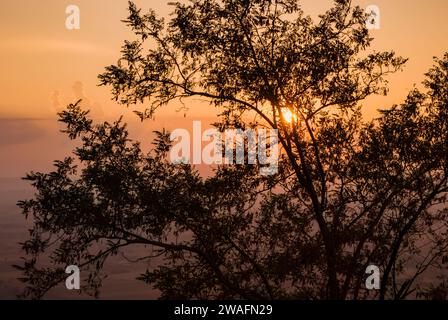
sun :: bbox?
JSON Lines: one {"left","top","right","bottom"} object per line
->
{"left": 281, "top": 108, "right": 296, "bottom": 124}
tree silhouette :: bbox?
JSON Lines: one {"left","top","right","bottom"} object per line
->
{"left": 16, "top": 0, "right": 448, "bottom": 300}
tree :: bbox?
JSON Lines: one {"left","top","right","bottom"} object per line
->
{"left": 16, "top": 0, "right": 448, "bottom": 300}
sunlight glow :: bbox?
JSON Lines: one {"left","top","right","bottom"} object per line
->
{"left": 281, "top": 108, "right": 296, "bottom": 124}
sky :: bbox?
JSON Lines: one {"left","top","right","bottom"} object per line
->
{"left": 0, "top": 0, "right": 445, "bottom": 177}
{"left": 0, "top": 0, "right": 447, "bottom": 119}
{"left": 0, "top": 0, "right": 446, "bottom": 299}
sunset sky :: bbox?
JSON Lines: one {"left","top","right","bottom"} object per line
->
{"left": 0, "top": 0, "right": 447, "bottom": 300}
{"left": 0, "top": 0, "right": 447, "bottom": 119}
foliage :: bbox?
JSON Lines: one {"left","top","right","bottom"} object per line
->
{"left": 16, "top": 0, "right": 448, "bottom": 300}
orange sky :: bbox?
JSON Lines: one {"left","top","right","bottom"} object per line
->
{"left": 0, "top": 0, "right": 447, "bottom": 177}
{"left": 0, "top": 0, "right": 447, "bottom": 119}
{"left": 0, "top": 0, "right": 446, "bottom": 298}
